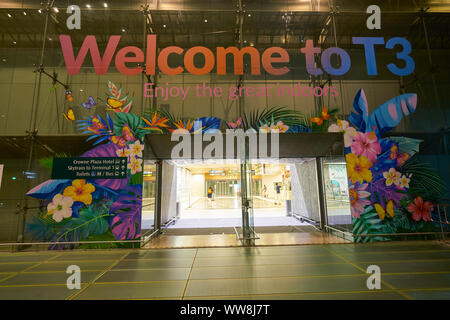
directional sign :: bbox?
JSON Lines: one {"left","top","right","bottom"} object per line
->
{"left": 51, "top": 157, "right": 128, "bottom": 179}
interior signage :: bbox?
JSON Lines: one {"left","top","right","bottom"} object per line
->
{"left": 60, "top": 35, "right": 415, "bottom": 77}
{"left": 51, "top": 157, "right": 127, "bottom": 179}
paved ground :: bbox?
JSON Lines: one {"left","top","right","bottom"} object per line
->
{"left": 0, "top": 241, "right": 449, "bottom": 300}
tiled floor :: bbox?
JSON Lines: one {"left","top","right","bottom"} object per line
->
{"left": 145, "top": 231, "right": 349, "bottom": 248}
{"left": 0, "top": 241, "right": 449, "bottom": 300}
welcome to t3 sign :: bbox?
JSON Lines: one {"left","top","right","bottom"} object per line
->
{"left": 60, "top": 5, "right": 413, "bottom": 77}
{"left": 59, "top": 34, "right": 414, "bottom": 77}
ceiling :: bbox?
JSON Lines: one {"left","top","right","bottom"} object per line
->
{"left": 0, "top": 0, "right": 448, "bottom": 50}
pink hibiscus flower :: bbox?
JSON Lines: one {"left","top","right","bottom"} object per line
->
{"left": 349, "top": 182, "right": 371, "bottom": 218}
{"left": 407, "top": 196, "right": 433, "bottom": 222}
{"left": 351, "top": 131, "right": 381, "bottom": 163}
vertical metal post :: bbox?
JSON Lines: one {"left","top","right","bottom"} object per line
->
{"left": 154, "top": 160, "right": 163, "bottom": 233}
{"left": 315, "top": 157, "right": 327, "bottom": 230}
{"left": 17, "top": 1, "right": 52, "bottom": 247}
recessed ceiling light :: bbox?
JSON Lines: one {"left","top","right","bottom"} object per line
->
{"left": 163, "top": 24, "right": 166, "bottom": 28}
{"left": 38, "top": 9, "right": 42, "bottom": 14}
{"left": 53, "top": 7, "right": 59, "bottom": 13}
{"left": 23, "top": 12, "right": 27, "bottom": 16}
{"left": 48, "top": 37, "right": 52, "bottom": 41}
{"left": 86, "top": 4, "right": 91, "bottom": 9}
{"left": 204, "top": 19, "right": 208, "bottom": 23}
{"left": 248, "top": 13, "right": 251, "bottom": 17}
{"left": 122, "top": 28, "right": 126, "bottom": 32}
{"left": 103, "top": 3, "right": 108, "bottom": 8}
{"left": 12, "top": 41, "right": 17, "bottom": 45}
{"left": 7, "top": 13, "right": 12, "bottom": 18}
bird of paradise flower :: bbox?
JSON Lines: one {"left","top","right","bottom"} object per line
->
{"left": 138, "top": 112, "right": 170, "bottom": 133}
{"left": 168, "top": 119, "right": 204, "bottom": 134}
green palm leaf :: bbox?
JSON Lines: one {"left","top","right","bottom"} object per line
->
{"left": 400, "top": 155, "right": 447, "bottom": 202}
{"left": 241, "top": 106, "right": 307, "bottom": 130}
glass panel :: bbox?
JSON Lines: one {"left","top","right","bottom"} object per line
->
{"left": 240, "top": 138, "right": 256, "bottom": 245}
{"left": 142, "top": 160, "right": 157, "bottom": 234}
{"left": 322, "top": 157, "right": 352, "bottom": 232}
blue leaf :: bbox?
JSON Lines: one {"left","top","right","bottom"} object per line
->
{"left": 194, "top": 117, "right": 221, "bottom": 133}
{"left": 287, "top": 124, "right": 311, "bottom": 133}
{"left": 349, "top": 89, "right": 417, "bottom": 137}
{"left": 27, "top": 180, "right": 72, "bottom": 200}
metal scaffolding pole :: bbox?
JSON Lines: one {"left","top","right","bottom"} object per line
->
{"left": 17, "top": 0, "right": 53, "bottom": 247}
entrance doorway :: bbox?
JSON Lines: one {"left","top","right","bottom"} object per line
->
{"left": 142, "top": 159, "right": 350, "bottom": 248}
{"left": 142, "top": 132, "right": 351, "bottom": 248}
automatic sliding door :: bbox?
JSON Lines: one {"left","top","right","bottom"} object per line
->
{"left": 240, "top": 139, "right": 257, "bottom": 245}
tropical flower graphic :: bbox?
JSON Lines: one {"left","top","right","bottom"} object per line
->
{"left": 399, "top": 174, "right": 411, "bottom": 188}
{"left": 328, "top": 119, "right": 357, "bottom": 147}
{"left": 259, "top": 121, "right": 289, "bottom": 133}
{"left": 346, "top": 153, "right": 373, "bottom": 183}
{"left": 63, "top": 179, "right": 95, "bottom": 205}
{"left": 407, "top": 196, "right": 433, "bottom": 222}
{"left": 169, "top": 120, "right": 197, "bottom": 134}
{"left": 349, "top": 182, "right": 371, "bottom": 218}
{"left": 383, "top": 168, "right": 401, "bottom": 186}
{"left": 259, "top": 124, "right": 270, "bottom": 133}
{"left": 270, "top": 121, "right": 289, "bottom": 133}
{"left": 140, "top": 112, "right": 169, "bottom": 133}
{"left": 351, "top": 131, "right": 381, "bottom": 163}
{"left": 47, "top": 194, "right": 74, "bottom": 222}
{"left": 128, "top": 140, "right": 144, "bottom": 158}
{"left": 128, "top": 156, "right": 143, "bottom": 175}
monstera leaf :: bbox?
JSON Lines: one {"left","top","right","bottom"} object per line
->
{"left": 82, "top": 142, "right": 129, "bottom": 191}
{"left": 353, "top": 206, "right": 390, "bottom": 243}
{"left": 113, "top": 113, "right": 147, "bottom": 139}
{"left": 27, "top": 180, "right": 71, "bottom": 200}
{"left": 48, "top": 200, "right": 112, "bottom": 250}
{"left": 109, "top": 186, "right": 142, "bottom": 240}
{"left": 349, "top": 89, "right": 417, "bottom": 137}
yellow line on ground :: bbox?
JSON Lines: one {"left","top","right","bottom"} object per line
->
{"left": 0, "top": 253, "right": 62, "bottom": 284}
{"left": 181, "top": 249, "right": 198, "bottom": 299}
{"left": 183, "top": 289, "right": 402, "bottom": 300}
{"left": 1, "top": 270, "right": 449, "bottom": 288}
{"left": 65, "top": 251, "right": 131, "bottom": 300}
{"left": 0, "top": 283, "right": 88, "bottom": 288}
{"left": 324, "top": 247, "right": 414, "bottom": 300}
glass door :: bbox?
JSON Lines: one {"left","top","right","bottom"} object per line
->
{"left": 240, "top": 141, "right": 257, "bottom": 246}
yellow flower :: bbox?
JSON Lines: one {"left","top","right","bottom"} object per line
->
{"left": 383, "top": 168, "right": 401, "bottom": 186}
{"left": 63, "top": 179, "right": 95, "bottom": 205}
{"left": 346, "top": 153, "right": 373, "bottom": 184}
{"left": 128, "top": 157, "right": 143, "bottom": 175}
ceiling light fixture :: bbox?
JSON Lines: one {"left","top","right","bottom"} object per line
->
{"left": 38, "top": 9, "right": 42, "bottom": 14}
{"left": 23, "top": 12, "right": 27, "bottom": 16}
{"left": 163, "top": 24, "right": 166, "bottom": 28}
{"left": 122, "top": 28, "right": 126, "bottom": 32}
{"left": 103, "top": 3, "right": 108, "bottom": 8}
{"left": 12, "top": 41, "right": 17, "bottom": 45}
{"left": 204, "top": 19, "right": 208, "bottom": 23}
{"left": 86, "top": 4, "right": 91, "bottom": 9}
{"left": 7, "top": 13, "right": 12, "bottom": 18}
{"left": 53, "top": 7, "right": 59, "bottom": 13}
